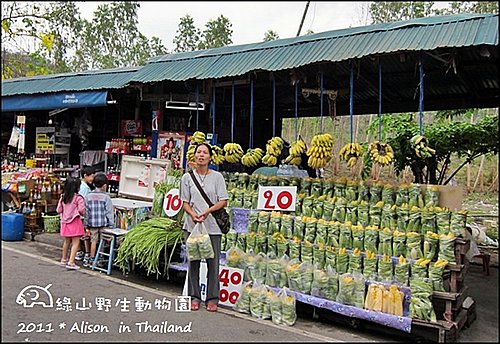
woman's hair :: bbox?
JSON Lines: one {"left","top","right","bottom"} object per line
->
{"left": 62, "top": 176, "right": 81, "bottom": 204}
{"left": 194, "top": 142, "right": 213, "bottom": 156}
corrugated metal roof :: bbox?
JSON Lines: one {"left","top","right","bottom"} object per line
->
{"left": 130, "top": 13, "right": 498, "bottom": 83}
{"left": 2, "top": 66, "right": 139, "bottom": 96}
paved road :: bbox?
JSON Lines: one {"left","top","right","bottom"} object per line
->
{"left": 2, "top": 241, "right": 389, "bottom": 342}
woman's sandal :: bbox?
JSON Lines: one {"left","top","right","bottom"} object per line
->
{"left": 191, "top": 301, "right": 200, "bottom": 311}
{"left": 206, "top": 303, "right": 218, "bottom": 312}
{"left": 60, "top": 259, "right": 68, "bottom": 266}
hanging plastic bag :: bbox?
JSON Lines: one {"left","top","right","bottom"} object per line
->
{"left": 186, "top": 222, "right": 214, "bottom": 260}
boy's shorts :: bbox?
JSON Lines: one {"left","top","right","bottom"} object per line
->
{"left": 88, "top": 227, "right": 106, "bottom": 243}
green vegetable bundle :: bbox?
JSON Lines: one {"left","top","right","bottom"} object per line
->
{"left": 381, "top": 204, "right": 397, "bottom": 230}
{"left": 423, "top": 231, "right": 440, "bottom": 260}
{"left": 348, "top": 248, "right": 363, "bottom": 274}
{"left": 351, "top": 225, "right": 365, "bottom": 251}
{"left": 248, "top": 211, "right": 259, "bottom": 233}
{"left": 369, "top": 181, "right": 383, "bottom": 204}
{"left": 428, "top": 259, "right": 448, "bottom": 292}
{"left": 339, "top": 222, "right": 353, "bottom": 249}
{"left": 301, "top": 195, "right": 315, "bottom": 217}
{"left": 333, "top": 177, "right": 347, "bottom": 198}
{"left": 314, "top": 219, "right": 329, "bottom": 245}
{"left": 310, "top": 267, "right": 329, "bottom": 298}
{"left": 280, "top": 214, "right": 294, "bottom": 239}
{"left": 300, "top": 177, "right": 313, "bottom": 195}
{"left": 407, "top": 206, "right": 421, "bottom": 233}
{"left": 249, "top": 282, "right": 271, "bottom": 320}
{"left": 312, "top": 195, "right": 326, "bottom": 219}
{"left": 300, "top": 240, "right": 314, "bottom": 264}
{"left": 225, "top": 231, "right": 238, "bottom": 251}
{"left": 312, "top": 243, "right": 326, "bottom": 269}
{"left": 267, "top": 233, "right": 277, "bottom": 257}
{"left": 152, "top": 184, "right": 166, "bottom": 217}
{"left": 322, "top": 178, "right": 335, "bottom": 198}
{"left": 303, "top": 217, "right": 317, "bottom": 243}
{"left": 357, "top": 180, "right": 370, "bottom": 203}
{"left": 186, "top": 223, "right": 214, "bottom": 260}
{"left": 275, "top": 233, "right": 289, "bottom": 257}
{"left": 345, "top": 180, "right": 358, "bottom": 202}
{"left": 243, "top": 250, "right": 258, "bottom": 281}
{"left": 369, "top": 201, "right": 384, "bottom": 227}
{"left": 394, "top": 256, "right": 409, "bottom": 286}
{"left": 409, "top": 296, "right": 437, "bottom": 321}
{"left": 294, "top": 193, "right": 305, "bottom": 216}
{"left": 435, "top": 207, "right": 451, "bottom": 234}
{"left": 326, "top": 221, "right": 341, "bottom": 247}
{"left": 420, "top": 207, "right": 436, "bottom": 234}
{"left": 248, "top": 174, "right": 259, "bottom": 191}
{"left": 233, "top": 188, "right": 245, "bottom": 208}
{"left": 357, "top": 200, "right": 370, "bottom": 227}
{"left": 281, "top": 288, "right": 297, "bottom": 326}
{"left": 395, "top": 184, "right": 409, "bottom": 207}
{"left": 324, "top": 265, "right": 339, "bottom": 301}
{"left": 270, "top": 289, "right": 283, "bottom": 325}
{"left": 392, "top": 230, "right": 406, "bottom": 257}
{"left": 234, "top": 281, "right": 253, "bottom": 314}
{"left": 243, "top": 190, "right": 254, "bottom": 209}
{"left": 226, "top": 246, "right": 246, "bottom": 269}
{"left": 336, "top": 247, "right": 349, "bottom": 274}
{"left": 450, "top": 209, "right": 468, "bottom": 237}
{"left": 293, "top": 216, "right": 305, "bottom": 240}
{"left": 408, "top": 184, "right": 425, "bottom": 208}
{"left": 245, "top": 232, "right": 257, "bottom": 253}
{"left": 411, "top": 258, "right": 430, "bottom": 279}
{"left": 438, "top": 233, "right": 456, "bottom": 263}
{"left": 257, "top": 211, "right": 271, "bottom": 236}
{"left": 424, "top": 185, "right": 440, "bottom": 207}
{"left": 236, "top": 233, "right": 247, "bottom": 252}
{"left": 254, "top": 252, "right": 268, "bottom": 284}
{"left": 268, "top": 211, "right": 281, "bottom": 235}
{"left": 255, "top": 233, "right": 268, "bottom": 255}
{"left": 116, "top": 217, "right": 183, "bottom": 277}
{"left": 336, "top": 272, "right": 366, "bottom": 308}
{"left": 377, "top": 254, "right": 394, "bottom": 282}
{"left": 345, "top": 200, "right": 358, "bottom": 225}
{"left": 364, "top": 225, "right": 379, "bottom": 253}
{"left": 332, "top": 197, "right": 347, "bottom": 223}
{"left": 406, "top": 232, "right": 423, "bottom": 260}
{"left": 378, "top": 228, "right": 393, "bottom": 257}
{"left": 325, "top": 246, "right": 337, "bottom": 269}
{"left": 382, "top": 184, "right": 395, "bottom": 205}
{"left": 396, "top": 204, "right": 410, "bottom": 233}
{"left": 362, "top": 250, "right": 377, "bottom": 280}
{"left": 321, "top": 197, "right": 335, "bottom": 221}
{"left": 288, "top": 237, "right": 301, "bottom": 261}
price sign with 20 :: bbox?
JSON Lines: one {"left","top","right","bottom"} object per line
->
{"left": 257, "top": 186, "right": 297, "bottom": 212}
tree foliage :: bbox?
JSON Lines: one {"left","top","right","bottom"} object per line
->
{"left": 435, "top": 1, "right": 498, "bottom": 15}
{"left": 369, "top": 1, "right": 435, "bottom": 23}
{"left": 173, "top": 14, "right": 200, "bottom": 52}
{"left": 263, "top": 30, "right": 279, "bottom": 42}
{"left": 198, "top": 15, "right": 233, "bottom": 50}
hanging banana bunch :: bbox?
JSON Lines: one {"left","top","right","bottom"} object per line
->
{"left": 241, "top": 147, "right": 264, "bottom": 167}
{"left": 186, "top": 143, "right": 197, "bottom": 163}
{"left": 211, "top": 145, "right": 225, "bottom": 165}
{"left": 410, "top": 135, "right": 436, "bottom": 159}
{"left": 368, "top": 141, "right": 394, "bottom": 166}
{"left": 339, "top": 142, "right": 363, "bottom": 168}
{"left": 262, "top": 136, "right": 285, "bottom": 166}
{"left": 191, "top": 131, "right": 206, "bottom": 144}
{"left": 284, "top": 137, "right": 306, "bottom": 166}
{"left": 306, "top": 133, "right": 334, "bottom": 169}
{"left": 223, "top": 142, "right": 244, "bottom": 163}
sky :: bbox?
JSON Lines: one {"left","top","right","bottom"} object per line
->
{"left": 76, "top": 1, "right": 374, "bottom": 51}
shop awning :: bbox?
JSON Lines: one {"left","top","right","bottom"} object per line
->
{"left": 1, "top": 90, "right": 108, "bottom": 112}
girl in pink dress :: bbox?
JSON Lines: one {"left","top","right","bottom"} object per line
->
{"left": 57, "top": 176, "right": 86, "bottom": 270}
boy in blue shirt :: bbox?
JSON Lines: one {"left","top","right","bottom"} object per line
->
{"left": 84, "top": 173, "right": 114, "bottom": 267}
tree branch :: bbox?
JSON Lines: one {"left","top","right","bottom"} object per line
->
{"left": 443, "top": 152, "right": 483, "bottom": 185}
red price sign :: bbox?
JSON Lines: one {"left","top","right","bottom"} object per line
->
{"left": 257, "top": 186, "right": 297, "bottom": 211}
{"left": 163, "top": 188, "right": 182, "bottom": 217}
{"left": 218, "top": 267, "right": 244, "bottom": 307}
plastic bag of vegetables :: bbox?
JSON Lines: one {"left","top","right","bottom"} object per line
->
{"left": 312, "top": 195, "right": 326, "bottom": 219}
{"left": 293, "top": 216, "right": 305, "bottom": 241}
{"left": 247, "top": 210, "right": 259, "bottom": 233}
{"left": 280, "top": 214, "right": 294, "bottom": 239}
{"left": 450, "top": 209, "right": 468, "bottom": 238}
{"left": 285, "top": 259, "right": 302, "bottom": 292}
{"left": 428, "top": 259, "right": 448, "bottom": 292}
{"left": 369, "top": 201, "right": 384, "bottom": 227}
{"left": 301, "top": 195, "right": 315, "bottom": 217}
{"left": 392, "top": 230, "right": 406, "bottom": 257}
{"left": 310, "top": 264, "right": 330, "bottom": 298}
{"left": 332, "top": 197, "right": 347, "bottom": 223}
{"left": 406, "top": 232, "right": 423, "bottom": 260}
{"left": 424, "top": 185, "right": 440, "bottom": 207}
{"left": 345, "top": 200, "right": 358, "bottom": 225}
{"left": 268, "top": 211, "right": 282, "bottom": 235}
{"left": 339, "top": 221, "right": 353, "bottom": 249}
{"left": 236, "top": 232, "right": 247, "bottom": 252}
{"left": 336, "top": 247, "right": 349, "bottom": 274}
{"left": 364, "top": 225, "right": 379, "bottom": 254}
{"left": 394, "top": 255, "right": 409, "bottom": 286}
{"left": 325, "top": 245, "right": 337, "bottom": 269}
{"left": 336, "top": 272, "right": 366, "bottom": 308}
{"left": 326, "top": 221, "right": 341, "bottom": 247}
{"left": 378, "top": 227, "right": 393, "bottom": 257}
{"left": 435, "top": 207, "right": 451, "bottom": 234}
{"left": 322, "top": 197, "right": 335, "bottom": 221}
{"left": 289, "top": 237, "right": 301, "bottom": 260}
{"left": 396, "top": 204, "right": 410, "bottom": 233}
{"left": 270, "top": 288, "right": 283, "bottom": 325}
{"left": 243, "top": 249, "right": 258, "bottom": 281}
{"left": 304, "top": 217, "right": 317, "bottom": 243}
{"left": 186, "top": 222, "right": 214, "bottom": 260}
{"left": 381, "top": 204, "right": 397, "bottom": 230}
{"left": 408, "top": 184, "right": 425, "bottom": 208}
{"left": 345, "top": 180, "right": 358, "bottom": 202}
{"left": 357, "top": 200, "right": 370, "bottom": 227}
{"left": 315, "top": 219, "right": 328, "bottom": 245}
{"left": 254, "top": 252, "right": 268, "bottom": 284}
{"left": 420, "top": 207, "right": 436, "bottom": 234}
{"left": 333, "top": 177, "right": 347, "bottom": 198}
{"left": 381, "top": 184, "right": 395, "bottom": 205}
{"left": 411, "top": 258, "right": 430, "bottom": 279}
{"left": 296, "top": 261, "right": 314, "bottom": 294}
{"left": 234, "top": 281, "right": 253, "bottom": 314}
{"left": 281, "top": 287, "right": 297, "bottom": 326}
{"left": 226, "top": 246, "right": 246, "bottom": 269}
{"left": 300, "top": 177, "right": 313, "bottom": 195}
{"left": 245, "top": 231, "right": 257, "bottom": 253}
{"left": 395, "top": 184, "right": 409, "bottom": 207}
{"left": 423, "top": 231, "right": 439, "bottom": 260}
{"left": 324, "top": 265, "right": 339, "bottom": 301}
{"left": 407, "top": 206, "right": 422, "bottom": 233}
{"left": 357, "top": 180, "right": 370, "bottom": 203}
{"left": 362, "top": 250, "right": 378, "bottom": 280}
{"left": 255, "top": 232, "right": 268, "bottom": 255}
{"left": 243, "top": 190, "right": 254, "bottom": 209}
{"left": 377, "top": 254, "right": 394, "bottom": 282}
{"left": 348, "top": 248, "right": 363, "bottom": 274}
{"left": 369, "top": 181, "right": 383, "bottom": 204}
{"left": 294, "top": 193, "right": 305, "bottom": 216}
{"left": 351, "top": 225, "right": 365, "bottom": 251}
{"left": 312, "top": 243, "right": 326, "bottom": 269}
{"left": 275, "top": 233, "right": 289, "bottom": 257}
{"left": 322, "top": 178, "right": 335, "bottom": 198}
{"left": 249, "top": 281, "right": 272, "bottom": 320}
{"left": 438, "top": 233, "right": 456, "bottom": 263}
{"left": 257, "top": 211, "right": 271, "bottom": 236}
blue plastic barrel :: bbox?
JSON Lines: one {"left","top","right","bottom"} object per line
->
{"left": 2, "top": 212, "right": 25, "bottom": 241}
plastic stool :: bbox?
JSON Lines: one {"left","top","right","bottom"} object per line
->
{"left": 92, "top": 228, "right": 128, "bottom": 275}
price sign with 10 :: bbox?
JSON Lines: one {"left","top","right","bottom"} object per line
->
{"left": 163, "top": 188, "right": 182, "bottom": 217}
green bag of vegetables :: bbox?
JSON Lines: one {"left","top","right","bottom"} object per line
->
{"left": 357, "top": 180, "right": 370, "bottom": 203}
{"left": 336, "top": 247, "right": 349, "bottom": 274}
{"left": 293, "top": 216, "right": 306, "bottom": 240}
{"left": 321, "top": 197, "right": 335, "bottom": 221}
{"left": 438, "top": 233, "right": 456, "bottom": 263}
{"left": 245, "top": 232, "right": 257, "bottom": 253}
{"left": 408, "top": 184, "right": 425, "bottom": 208}
{"left": 269, "top": 288, "right": 283, "bottom": 325}
{"left": 243, "top": 190, "right": 254, "bottom": 209}
{"left": 392, "top": 230, "right": 406, "bottom": 257}
{"left": 311, "top": 178, "right": 323, "bottom": 198}
{"left": 381, "top": 204, "right": 397, "bottom": 230}
{"left": 275, "top": 233, "right": 289, "bottom": 258}
{"left": 325, "top": 246, "right": 337, "bottom": 269}
{"left": 435, "top": 207, "right": 451, "bottom": 235}
{"left": 363, "top": 250, "right": 378, "bottom": 280}
{"left": 294, "top": 193, "right": 305, "bottom": 216}
{"left": 268, "top": 211, "right": 282, "bottom": 235}
{"left": 450, "top": 209, "right": 468, "bottom": 238}
{"left": 255, "top": 233, "right": 268, "bottom": 255}
{"left": 296, "top": 261, "right": 314, "bottom": 294}
{"left": 339, "top": 221, "right": 353, "bottom": 249}
{"left": 428, "top": 259, "right": 448, "bottom": 292}
{"left": 249, "top": 282, "right": 271, "bottom": 319}
{"left": 369, "top": 180, "right": 383, "bottom": 204}
{"left": 234, "top": 281, "right": 253, "bottom": 314}
{"left": 336, "top": 272, "right": 366, "bottom": 308}
{"left": 236, "top": 232, "right": 247, "bottom": 252}
{"left": 324, "top": 265, "right": 339, "bottom": 301}
{"left": 285, "top": 259, "right": 302, "bottom": 292}
{"left": 312, "top": 243, "right": 326, "bottom": 269}
{"left": 333, "top": 177, "right": 347, "bottom": 198}
{"left": 326, "top": 221, "right": 341, "bottom": 248}
{"left": 186, "top": 222, "right": 214, "bottom": 260}
{"left": 312, "top": 195, "right": 327, "bottom": 219}
{"left": 378, "top": 227, "right": 393, "bottom": 257}
{"left": 345, "top": 180, "right": 358, "bottom": 202}
{"left": 301, "top": 195, "right": 315, "bottom": 217}
{"left": 348, "top": 248, "right": 363, "bottom": 274}
{"left": 247, "top": 211, "right": 259, "bottom": 233}
{"left": 243, "top": 249, "right": 258, "bottom": 281}
{"left": 351, "top": 225, "right": 365, "bottom": 251}
{"left": 394, "top": 255, "right": 409, "bottom": 286}
{"left": 396, "top": 204, "right": 410, "bottom": 233}
{"left": 300, "top": 240, "right": 314, "bottom": 264}
{"left": 406, "top": 232, "right": 423, "bottom": 260}
{"left": 423, "top": 231, "right": 439, "bottom": 260}
{"left": 381, "top": 183, "right": 395, "bottom": 205}
{"left": 420, "top": 207, "right": 437, "bottom": 234}
{"left": 369, "top": 201, "right": 384, "bottom": 227}
{"left": 364, "top": 225, "right": 379, "bottom": 254}
{"left": 254, "top": 252, "right": 268, "bottom": 284}
{"left": 226, "top": 246, "right": 246, "bottom": 269}
{"left": 300, "top": 177, "right": 313, "bottom": 195}
{"left": 395, "top": 184, "right": 409, "bottom": 206}
{"left": 345, "top": 200, "right": 358, "bottom": 225}
{"left": 377, "top": 254, "right": 394, "bottom": 282}
{"left": 267, "top": 233, "right": 277, "bottom": 257}
{"left": 280, "top": 214, "right": 294, "bottom": 239}
{"left": 332, "top": 197, "right": 347, "bottom": 223}
{"left": 311, "top": 265, "right": 330, "bottom": 298}
{"left": 257, "top": 211, "right": 271, "bottom": 236}
{"left": 322, "top": 178, "right": 335, "bottom": 198}
{"left": 304, "top": 217, "right": 317, "bottom": 243}
{"left": 280, "top": 287, "right": 297, "bottom": 326}
{"left": 424, "top": 185, "right": 440, "bottom": 207}
{"left": 315, "top": 219, "right": 329, "bottom": 245}
{"left": 288, "top": 237, "right": 301, "bottom": 261}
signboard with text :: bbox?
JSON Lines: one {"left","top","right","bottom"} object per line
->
{"left": 257, "top": 186, "right": 297, "bottom": 212}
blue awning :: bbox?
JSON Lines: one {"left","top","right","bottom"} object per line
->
{"left": 1, "top": 90, "right": 108, "bottom": 112}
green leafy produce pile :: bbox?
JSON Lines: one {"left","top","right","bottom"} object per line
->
{"left": 116, "top": 217, "right": 183, "bottom": 277}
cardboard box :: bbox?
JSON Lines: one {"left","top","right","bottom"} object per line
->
{"left": 421, "top": 184, "right": 464, "bottom": 211}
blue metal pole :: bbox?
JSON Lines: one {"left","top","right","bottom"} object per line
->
{"left": 295, "top": 81, "right": 298, "bottom": 140}
{"left": 250, "top": 78, "right": 254, "bottom": 148}
{"left": 320, "top": 71, "right": 324, "bottom": 133}
{"left": 231, "top": 80, "right": 235, "bottom": 142}
{"left": 272, "top": 75, "right": 276, "bottom": 137}
{"left": 350, "top": 62, "right": 354, "bottom": 143}
{"left": 378, "top": 60, "right": 382, "bottom": 141}
{"left": 195, "top": 82, "right": 199, "bottom": 130}
{"left": 419, "top": 59, "right": 425, "bottom": 136}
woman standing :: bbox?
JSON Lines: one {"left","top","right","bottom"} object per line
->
{"left": 180, "top": 143, "right": 228, "bottom": 312}
{"left": 57, "top": 176, "right": 86, "bottom": 270}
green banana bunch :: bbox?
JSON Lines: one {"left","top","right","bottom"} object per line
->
{"left": 306, "top": 133, "right": 334, "bottom": 169}
{"left": 241, "top": 148, "right": 264, "bottom": 167}
{"left": 223, "top": 142, "right": 244, "bottom": 163}
{"left": 369, "top": 141, "right": 394, "bottom": 166}
{"left": 339, "top": 142, "right": 363, "bottom": 168}
{"left": 410, "top": 135, "right": 436, "bottom": 159}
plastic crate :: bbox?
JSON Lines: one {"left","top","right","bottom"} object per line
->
{"left": 42, "top": 214, "right": 60, "bottom": 233}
